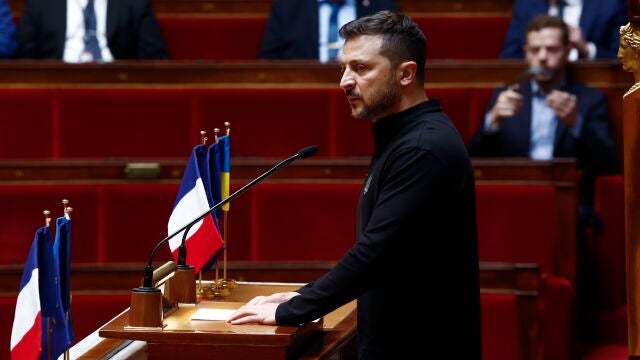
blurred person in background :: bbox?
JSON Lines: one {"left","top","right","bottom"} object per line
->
{"left": 258, "top": 0, "right": 399, "bottom": 63}
{"left": 16, "top": 0, "right": 168, "bottom": 62}
{"left": 500, "top": 0, "right": 627, "bottom": 60}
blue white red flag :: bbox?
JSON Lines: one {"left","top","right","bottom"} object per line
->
{"left": 168, "top": 145, "right": 224, "bottom": 273}
{"left": 10, "top": 227, "right": 45, "bottom": 360}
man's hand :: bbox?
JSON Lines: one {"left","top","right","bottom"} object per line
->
{"left": 226, "top": 302, "right": 279, "bottom": 325}
{"left": 546, "top": 90, "right": 577, "bottom": 127}
{"left": 489, "top": 86, "right": 523, "bottom": 130}
{"left": 226, "top": 292, "right": 300, "bottom": 325}
{"left": 567, "top": 25, "right": 589, "bottom": 58}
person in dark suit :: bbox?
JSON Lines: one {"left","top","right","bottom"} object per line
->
{"left": 469, "top": 15, "right": 618, "bottom": 321}
{"left": 229, "top": 10, "right": 481, "bottom": 360}
{"left": 257, "top": 0, "right": 399, "bottom": 62}
{"left": 499, "top": 0, "right": 627, "bottom": 60}
{"left": 470, "top": 15, "right": 618, "bottom": 222}
{"left": 0, "top": 0, "right": 16, "bottom": 58}
{"left": 16, "top": 0, "right": 168, "bottom": 61}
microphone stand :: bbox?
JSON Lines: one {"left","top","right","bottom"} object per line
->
{"left": 128, "top": 145, "right": 318, "bottom": 328}
{"left": 166, "top": 225, "right": 197, "bottom": 304}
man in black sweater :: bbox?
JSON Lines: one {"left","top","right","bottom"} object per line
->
{"left": 229, "top": 10, "right": 481, "bottom": 359}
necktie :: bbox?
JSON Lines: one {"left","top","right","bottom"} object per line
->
{"left": 556, "top": 0, "right": 566, "bottom": 20}
{"left": 83, "top": 0, "right": 102, "bottom": 61}
{"left": 327, "top": 1, "right": 343, "bottom": 61}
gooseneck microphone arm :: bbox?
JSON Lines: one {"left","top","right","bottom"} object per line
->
{"left": 141, "top": 145, "right": 319, "bottom": 288}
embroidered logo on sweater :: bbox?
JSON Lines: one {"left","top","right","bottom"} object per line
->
{"left": 363, "top": 174, "right": 372, "bottom": 195}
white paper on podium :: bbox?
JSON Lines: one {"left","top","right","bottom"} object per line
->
{"left": 189, "top": 308, "right": 236, "bottom": 321}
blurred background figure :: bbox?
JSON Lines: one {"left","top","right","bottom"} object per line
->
{"left": 0, "top": 0, "right": 16, "bottom": 58}
{"left": 257, "top": 0, "right": 399, "bottom": 63}
{"left": 469, "top": 16, "right": 619, "bottom": 332}
{"left": 16, "top": 0, "right": 168, "bottom": 62}
{"left": 500, "top": 0, "right": 627, "bottom": 60}
{"left": 469, "top": 13, "right": 618, "bottom": 267}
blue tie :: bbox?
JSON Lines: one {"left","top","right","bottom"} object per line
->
{"left": 83, "top": 0, "right": 102, "bottom": 61}
{"left": 556, "top": 0, "right": 566, "bottom": 20}
{"left": 327, "top": 1, "right": 343, "bottom": 61}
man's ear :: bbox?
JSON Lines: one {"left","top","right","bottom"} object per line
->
{"left": 399, "top": 61, "right": 417, "bottom": 86}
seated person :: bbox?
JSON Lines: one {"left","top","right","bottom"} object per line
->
{"left": 0, "top": 0, "right": 16, "bottom": 58}
{"left": 257, "top": 0, "right": 399, "bottom": 63}
{"left": 16, "top": 0, "right": 168, "bottom": 62}
{"left": 500, "top": 0, "right": 627, "bottom": 60}
{"left": 469, "top": 14, "right": 618, "bottom": 238}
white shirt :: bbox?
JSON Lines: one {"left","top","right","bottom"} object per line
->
{"left": 529, "top": 83, "right": 557, "bottom": 160}
{"left": 318, "top": 0, "right": 356, "bottom": 63}
{"left": 63, "top": 0, "right": 114, "bottom": 63}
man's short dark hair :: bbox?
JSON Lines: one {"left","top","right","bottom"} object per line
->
{"left": 339, "top": 10, "right": 426, "bottom": 84}
{"left": 525, "top": 14, "right": 569, "bottom": 45}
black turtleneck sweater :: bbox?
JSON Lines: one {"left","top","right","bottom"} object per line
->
{"left": 276, "top": 99, "right": 482, "bottom": 360}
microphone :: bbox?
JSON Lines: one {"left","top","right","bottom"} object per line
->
{"left": 139, "top": 144, "right": 320, "bottom": 288}
{"left": 297, "top": 145, "right": 318, "bottom": 159}
{"left": 508, "top": 66, "right": 551, "bottom": 88}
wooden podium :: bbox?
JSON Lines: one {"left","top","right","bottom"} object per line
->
{"left": 97, "top": 282, "right": 357, "bottom": 360}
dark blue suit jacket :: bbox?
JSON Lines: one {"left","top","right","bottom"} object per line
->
{"left": 257, "top": 0, "right": 399, "bottom": 60}
{"left": 16, "top": 0, "right": 168, "bottom": 60}
{"left": 468, "top": 79, "right": 619, "bottom": 209}
{"left": 0, "top": 0, "right": 16, "bottom": 58}
{"left": 499, "top": 0, "right": 628, "bottom": 59}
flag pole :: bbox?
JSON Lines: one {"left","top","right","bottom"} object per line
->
{"left": 219, "top": 122, "right": 237, "bottom": 290}
{"left": 198, "top": 131, "right": 208, "bottom": 296}
{"left": 44, "top": 210, "right": 53, "bottom": 360}
{"left": 213, "top": 129, "right": 221, "bottom": 286}
{"left": 198, "top": 128, "right": 230, "bottom": 298}
{"left": 62, "top": 200, "right": 72, "bottom": 360}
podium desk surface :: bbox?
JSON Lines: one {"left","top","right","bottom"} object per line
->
{"left": 97, "top": 282, "right": 357, "bottom": 360}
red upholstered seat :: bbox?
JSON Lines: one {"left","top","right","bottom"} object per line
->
{"left": 194, "top": 88, "right": 337, "bottom": 158}
{"left": 0, "top": 89, "right": 54, "bottom": 159}
{"left": 481, "top": 293, "right": 521, "bottom": 360}
{"left": 476, "top": 184, "right": 572, "bottom": 360}
{"left": 99, "top": 183, "right": 179, "bottom": 263}
{"left": 594, "top": 174, "right": 625, "bottom": 310}
{"left": 247, "top": 182, "right": 361, "bottom": 261}
{"left": 414, "top": 16, "right": 510, "bottom": 59}
{"left": 0, "top": 185, "right": 101, "bottom": 265}
{"left": 0, "top": 296, "right": 16, "bottom": 360}
{"left": 593, "top": 175, "right": 627, "bottom": 344}
{"left": 159, "top": 17, "right": 266, "bottom": 60}
{"left": 476, "top": 185, "right": 557, "bottom": 272}
{"left": 57, "top": 89, "right": 194, "bottom": 159}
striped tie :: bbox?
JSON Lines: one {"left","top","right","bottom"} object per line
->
{"left": 83, "top": 0, "right": 102, "bottom": 61}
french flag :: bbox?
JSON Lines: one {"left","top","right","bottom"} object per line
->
{"left": 10, "top": 227, "right": 46, "bottom": 359}
{"left": 167, "top": 145, "right": 224, "bottom": 273}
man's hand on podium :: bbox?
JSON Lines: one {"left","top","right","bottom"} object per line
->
{"left": 227, "top": 292, "right": 300, "bottom": 325}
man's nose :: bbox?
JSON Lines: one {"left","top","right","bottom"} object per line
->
{"left": 340, "top": 71, "right": 355, "bottom": 90}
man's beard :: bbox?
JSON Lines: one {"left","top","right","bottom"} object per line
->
{"left": 351, "top": 76, "right": 398, "bottom": 120}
